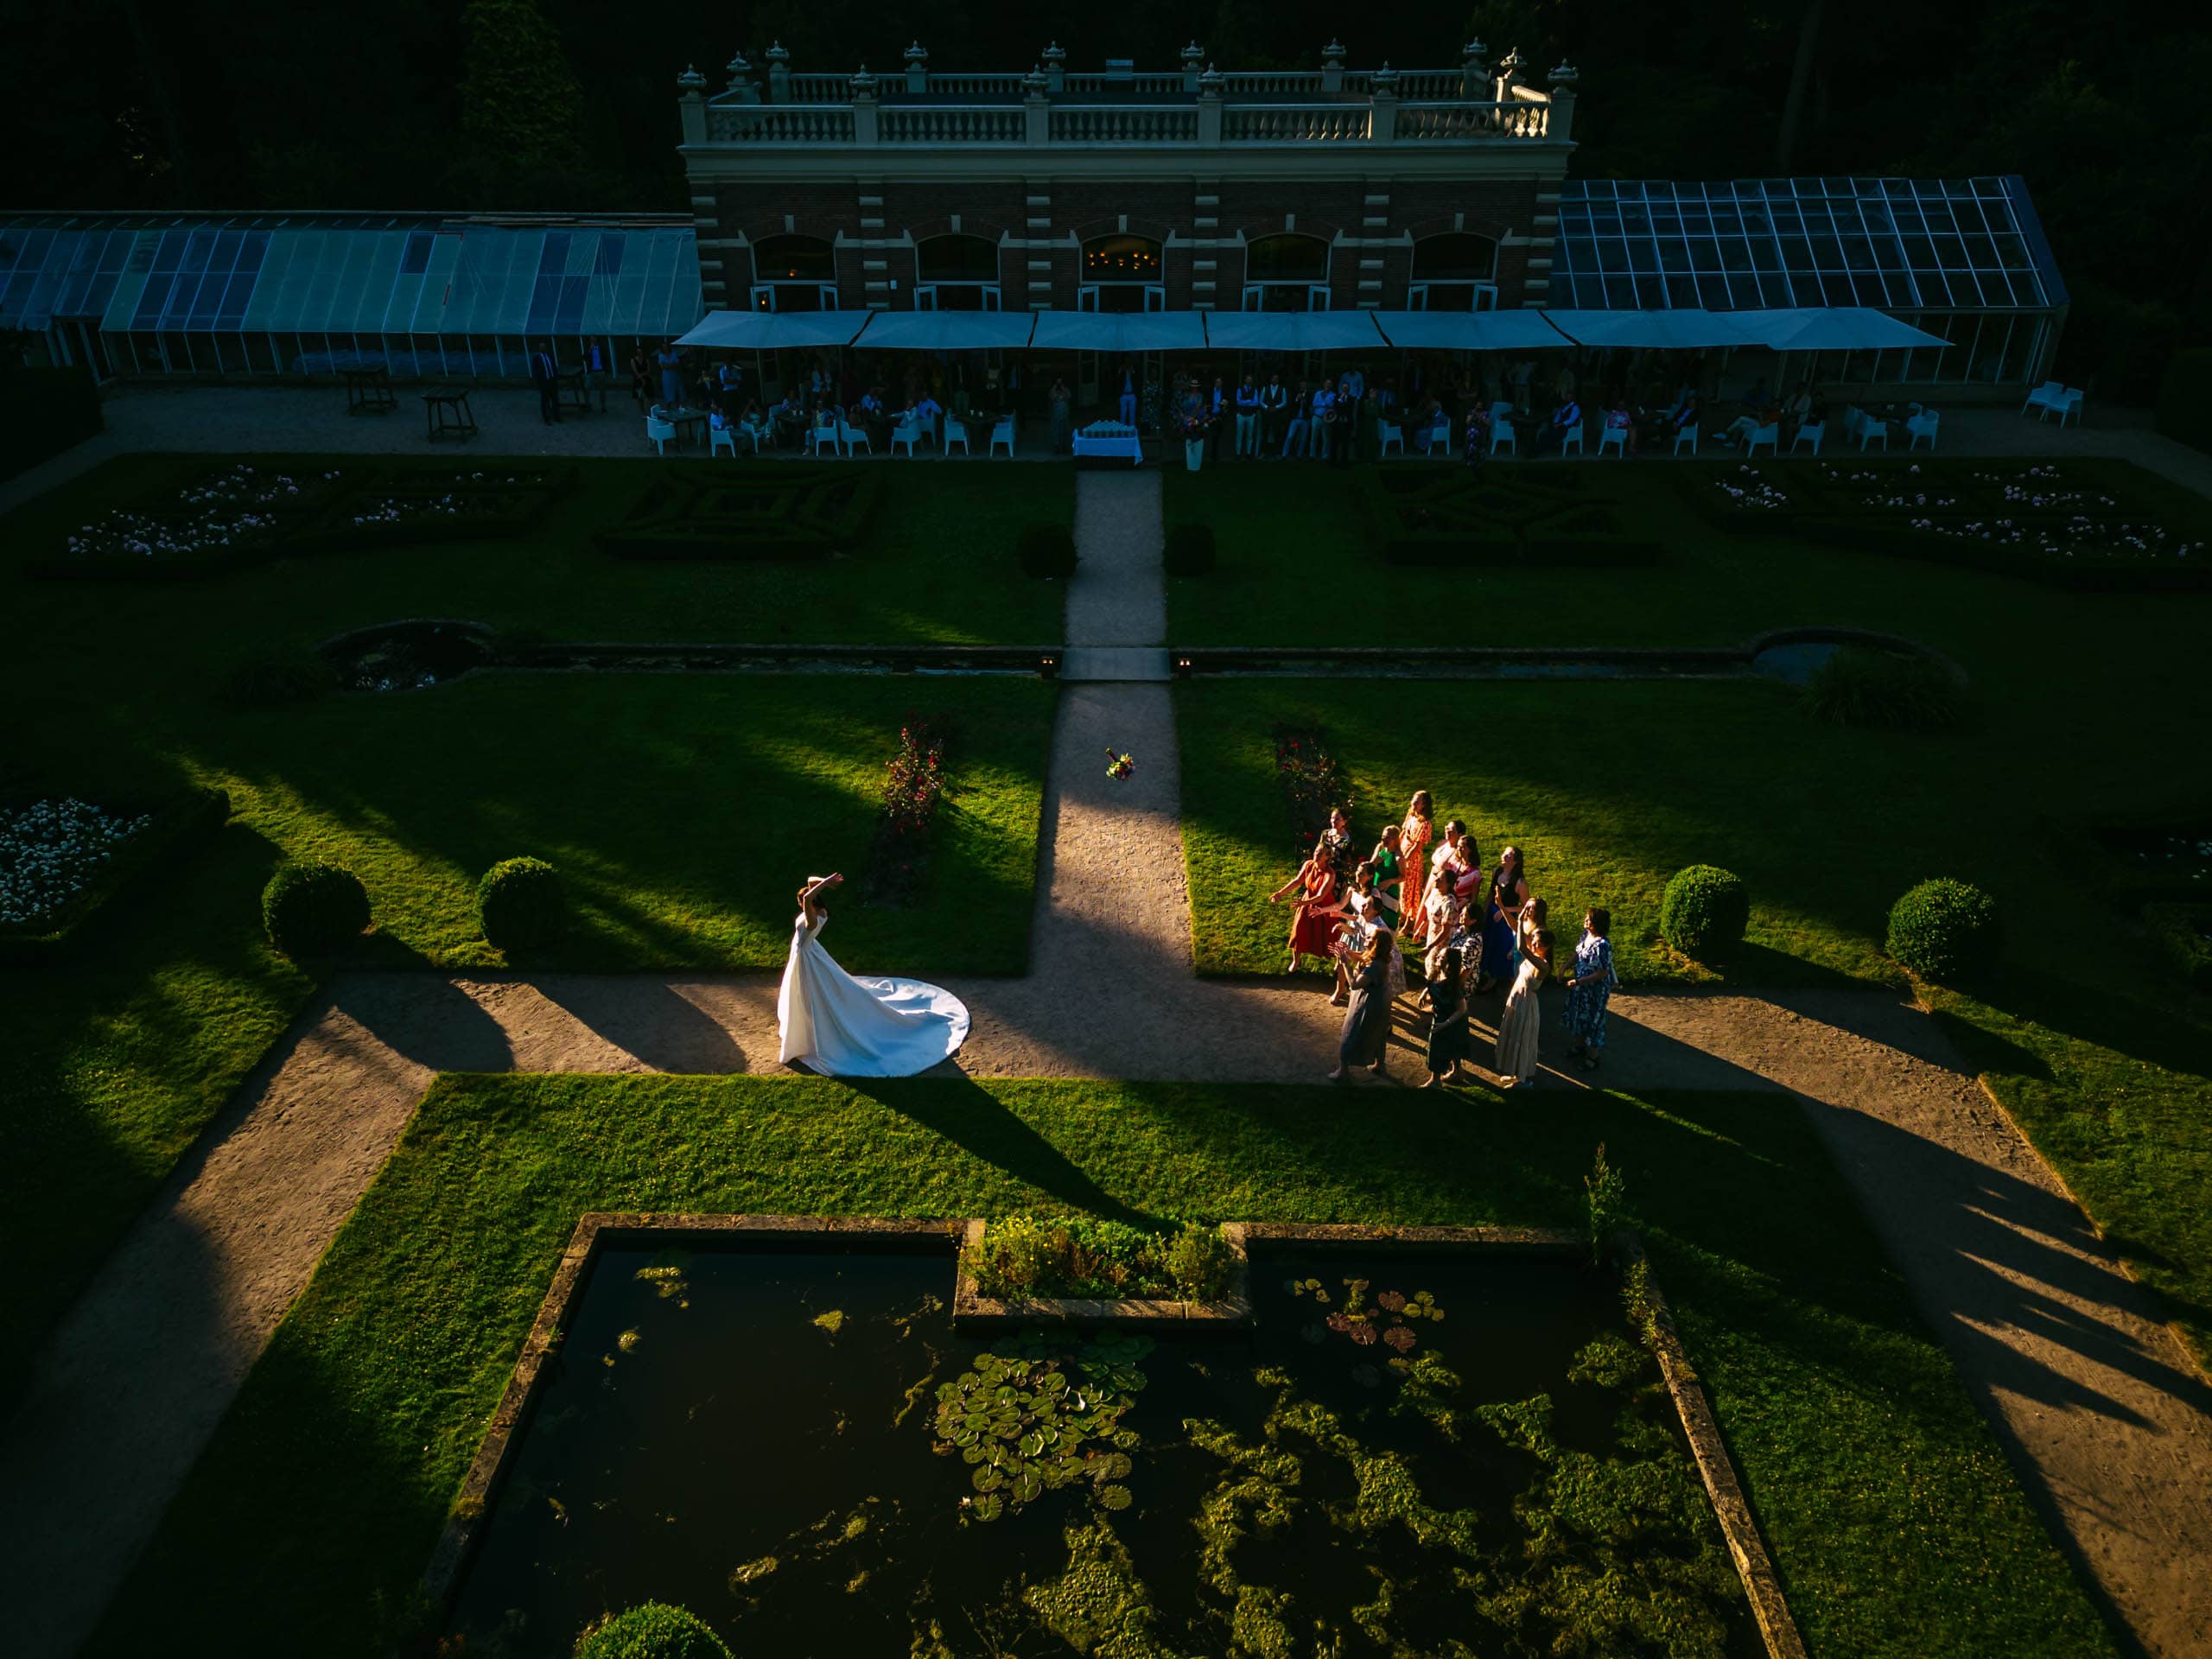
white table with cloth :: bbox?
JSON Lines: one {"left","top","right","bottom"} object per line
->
{"left": 1071, "top": 420, "right": 1142, "bottom": 465}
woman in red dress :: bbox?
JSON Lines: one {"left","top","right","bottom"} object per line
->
{"left": 1397, "top": 791, "right": 1435, "bottom": 945}
{"left": 1269, "top": 846, "right": 1344, "bottom": 976}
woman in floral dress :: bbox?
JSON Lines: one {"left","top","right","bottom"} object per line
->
{"left": 1397, "top": 791, "right": 1435, "bottom": 946}
{"left": 1562, "top": 906, "right": 1619, "bottom": 1071}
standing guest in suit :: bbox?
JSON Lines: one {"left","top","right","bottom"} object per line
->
{"left": 1119, "top": 362, "right": 1139, "bottom": 427}
{"left": 530, "top": 342, "right": 561, "bottom": 425}
{"left": 1234, "top": 374, "right": 1262, "bottom": 457}
{"left": 1260, "top": 373, "right": 1289, "bottom": 454}
{"left": 1208, "top": 376, "right": 1230, "bottom": 461}
{"left": 1281, "top": 380, "right": 1313, "bottom": 459}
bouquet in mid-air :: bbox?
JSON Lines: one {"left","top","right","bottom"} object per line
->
{"left": 1105, "top": 748, "right": 1136, "bottom": 781}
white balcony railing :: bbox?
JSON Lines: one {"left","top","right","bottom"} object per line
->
{"left": 880, "top": 105, "right": 1025, "bottom": 143}
{"left": 1221, "top": 104, "right": 1372, "bottom": 143}
{"left": 1049, "top": 105, "right": 1202, "bottom": 143}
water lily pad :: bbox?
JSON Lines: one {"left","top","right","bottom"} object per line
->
{"left": 1013, "top": 1470, "right": 1042, "bottom": 1503}
{"left": 1020, "top": 1431, "right": 1046, "bottom": 1459}
{"left": 972, "top": 1492, "right": 1003, "bottom": 1522}
{"left": 1096, "top": 1452, "right": 1133, "bottom": 1481}
{"left": 973, "top": 1465, "right": 1004, "bottom": 1494}
{"left": 1098, "top": 1484, "right": 1134, "bottom": 1511}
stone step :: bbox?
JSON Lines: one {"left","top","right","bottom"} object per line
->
{"left": 1058, "top": 646, "right": 1173, "bottom": 683}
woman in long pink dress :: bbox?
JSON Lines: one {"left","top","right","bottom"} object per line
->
{"left": 1397, "top": 791, "right": 1435, "bottom": 945}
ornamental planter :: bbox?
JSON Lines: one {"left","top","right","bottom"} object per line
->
{"left": 1185, "top": 438, "right": 1205, "bottom": 472}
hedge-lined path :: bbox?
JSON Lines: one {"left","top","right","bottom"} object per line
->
{"left": 8, "top": 463, "right": 2211, "bottom": 1654}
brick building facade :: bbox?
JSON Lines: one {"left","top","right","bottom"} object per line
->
{"left": 674, "top": 43, "right": 1577, "bottom": 321}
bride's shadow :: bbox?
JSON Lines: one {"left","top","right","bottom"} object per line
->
{"left": 836, "top": 1075, "right": 1159, "bottom": 1230}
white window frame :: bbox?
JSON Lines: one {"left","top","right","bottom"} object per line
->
{"left": 1240, "top": 283, "right": 1332, "bottom": 312}
{"left": 914, "top": 283, "right": 1002, "bottom": 311}
{"left": 1408, "top": 282, "right": 1499, "bottom": 311}
{"left": 751, "top": 283, "right": 841, "bottom": 314}
{"left": 1077, "top": 283, "right": 1166, "bottom": 313}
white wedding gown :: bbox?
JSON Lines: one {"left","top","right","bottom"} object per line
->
{"left": 776, "top": 909, "right": 971, "bottom": 1077}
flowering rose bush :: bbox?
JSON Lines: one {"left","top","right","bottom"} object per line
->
{"left": 869, "top": 715, "right": 950, "bottom": 904}
{"left": 1273, "top": 723, "right": 1351, "bottom": 855}
{"left": 0, "top": 799, "right": 152, "bottom": 927}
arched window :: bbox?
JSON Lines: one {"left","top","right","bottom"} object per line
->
{"left": 750, "top": 235, "right": 837, "bottom": 311}
{"left": 1241, "top": 233, "right": 1332, "bottom": 311}
{"left": 1080, "top": 235, "right": 1164, "bottom": 313}
{"left": 916, "top": 234, "right": 1001, "bottom": 309}
{"left": 1409, "top": 233, "right": 1499, "bottom": 309}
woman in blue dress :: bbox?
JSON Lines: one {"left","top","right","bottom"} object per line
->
{"left": 657, "top": 339, "right": 684, "bottom": 407}
{"left": 1561, "top": 906, "right": 1619, "bottom": 1071}
{"left": 1478, "top": 845, "right": 1529, "bottom": 995}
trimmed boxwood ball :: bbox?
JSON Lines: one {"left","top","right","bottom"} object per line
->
{"left": 1887, "top": 878, "right": 1999, "bottom": 983}
{"left": 479, "top": 856, "right": 568, "bottom": 950}
{"left": 1660, "top": 865, "right": 1749, "bottom": 962}
{"left": 1016, "top": 522, "right": 1077, "bottom": 579}
{"left": 573, "top": 1601, "right": 733, "bottom": 1659}
{"left": 260, "top": 859, "right": 370, "bottom": 957}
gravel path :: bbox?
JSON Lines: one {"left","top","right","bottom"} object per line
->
{"left": 7, "top": 455, "right": 2209, "bottom": 1656}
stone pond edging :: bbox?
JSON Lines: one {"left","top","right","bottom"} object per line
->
{"left": 419, "top": 1213, "right": 1806, "bottom": 1659}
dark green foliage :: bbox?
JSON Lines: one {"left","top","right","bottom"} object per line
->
{"left": 1358, "top": 467, "right": 1658, "bottom": 567}
{"left": 2143, "top": 903, "right": 2212, "bottom": 991}
{"left": 1798, "top": 646, "right": 1961, "bottom": 730}
{"left": 1659, "top": 866, "right": 1749, "bottom": 963}
{"left": 1163, "top": 522, "right": 1217, "bottom": 577}
{"left": 963, "top": 1214, "right": 1232, "bottom": 1300}
{"left": 1585, "top": 1142, "right": 1630, "bottom": 1266}
{"left": 477, "top": 855, "right": 567, "bottom": 951}
{"left": 260, "top": 859, "right": 370, "bottom": 957}
{"left": 594, "top": 466, "right": 881, "bottom": 562}
{"left": 1887, "top": 879, "right": 1999, "bottom": 984}
{"left": 1017, "top": 522, "right": 1078, "bottom": 580}
{"left": 458, "top": 0, "right": 586, "bottom": 175}
{"left": 0, "top": 365, "right": 102, "bottom": 485}
{"left": 2157, "top": 348, "right": 2212, "bottom": 457}
{"left": 572, "top": 1601, "right": 733, "bottom": 1659}
{"left": 217, "top": 651, "right": 338, "bottom": 710}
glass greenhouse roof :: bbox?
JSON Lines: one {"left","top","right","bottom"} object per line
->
{"left": 1548, "top": 175, "right": 2064, "bottom": 313}
{"left": 0, "top": 214, "right": 702, "bottom": 338}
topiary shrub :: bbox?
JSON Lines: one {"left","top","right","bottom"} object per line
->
{"left": 1886, "top": 877, "right": 2000, "bottom": 983}
{"left": 1798, "top": 646, "right": 1961, "bottom": 730}
{"left": 1660, "top": 865, "right": 1749, "bottom": 962}
{"left": 478, "top": 855, "right": 567, "bottom": 951}
{"left": 261, "top": 859, "right": 370, "bottom": 957}
{"left": 1016, "top": 522, "right": 1077, "bottom": 580}
{"left": 1163, "top": 522, "right": 1216, "bottom": 577}
{"left": 2143, "top": 902, "right": 2212, "bottom": 991}
{"left": 218, "top": 650, "right": 338, "bottom": 710}
{"left": 574, "top": 1601, "right": 733, "bottom": 1659}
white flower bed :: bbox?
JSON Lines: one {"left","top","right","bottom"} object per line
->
{"left": 1821, "top": 461, "right": 1958, "bottom": 511}
{"left": 1711, "top": 463, "right": 1792, "bottom": 511}
{"left": 65, "top": 466, "right": 344, "bottom": 561}
{"left": 1906, "top": 513, "right": 2202, "bottom": 561}
{"left": 0, "top": 798, "right": 153, "bottom": 927}
{"left": 348, "top": 493, "right": 482, "bottom": 528}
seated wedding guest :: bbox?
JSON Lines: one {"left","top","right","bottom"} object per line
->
{"left": 1719, "top": 394, "right": 1782, "bottom": 448}
{"left": 738, "top": 400, "right": 768, "bottom": 448}
{"left": 1463, "top": 405, "right": 1491, "bottom": 467}
{"left": 1268, "top": 841, "right": 1344, "bottom": 976}
{"left": 1327, "top": 921, "right": 1395, "bottom": 1083}
{"left": 1478, "top": 845, "right": 1529, "bottom": 994}
{"left": 709, "top": 404, "right": 731, "bottom": 441}
{"left": 1605, "top": 396, "right": 1637, "bottom": 453}
{"left": 1531, "top": 392, "right": 1582, "bottom": 457}
{"left": 1494, "top": 898, "right": 1554, "bottom": 1088}
{"left": 1782, "top": 381, "right": 1813, "bottom": 443}
{"left": 914, "top": 389, "right": 944, "bottom": 437}
{"left": 1561, "top": 906, "right": 1619, "bottom": 1073}
{"left": 1421, "top": 946, "right": 1473, "bottom": 1089}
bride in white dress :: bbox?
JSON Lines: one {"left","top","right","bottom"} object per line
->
{"left": 776, "top": 873, "right": 971, "bottom": 1077}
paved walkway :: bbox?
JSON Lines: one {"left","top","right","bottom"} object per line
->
{"left": 4, "top": 449, "right": 2210, "bottom": 1656}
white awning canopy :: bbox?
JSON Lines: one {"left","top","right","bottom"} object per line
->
{"left": 1746, "top": 307, "right": 1951, "bottom": 351}
{"left": 1537, "top": 309, "right": 1771, "bottom": 349}
{"left": 1368, "top": 310, "right": 1571, "bottom": 351}
{"left": 676, "top": 310, "right": 868, "bottom": 350}
{"left": 1202, "top": 310, "right": 1389, "bottom": 353}
{"left": 1028, "top": 311, "right": 1211, "bottom": 352}
{"left": 855, "top": 310, "right": 1038, "bottom": 351}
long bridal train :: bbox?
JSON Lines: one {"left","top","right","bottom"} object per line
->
{"left": 775, "top": 873, "right": 971, "bottom": 1077}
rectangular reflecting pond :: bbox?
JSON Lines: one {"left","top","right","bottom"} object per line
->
{"left": 448, "top": 1243, "right": 1758, "bottom": 1657}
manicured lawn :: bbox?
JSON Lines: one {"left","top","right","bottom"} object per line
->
{"left": 7, "top": 452, "right": 1071, "bottom": 649}
{"left": 91, "top": 1076, "right": 2115, "bottom": 1659}
{"left": 1, "top": 667, "right": 1053, "bottom": 1383}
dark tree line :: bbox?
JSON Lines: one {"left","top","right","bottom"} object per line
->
{"left": 2, "top": 0, "right": 2206, "bottom": 389}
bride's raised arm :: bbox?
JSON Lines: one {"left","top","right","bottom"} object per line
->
{"left": 798, "top": 872, "right": 843, "bottom": 912}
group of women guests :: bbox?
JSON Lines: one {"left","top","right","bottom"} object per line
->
{"left": 1269, "top": 791, "right": 1618, "bottom": 1088}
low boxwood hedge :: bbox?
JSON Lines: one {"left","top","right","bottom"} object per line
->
{"left": 573, "top": 1602, "right": 734, "bottom": 1659}
{"left": 0, "top": 785, "right": 232, "bottom": 958}
{"left": 261, "top": 859, "right": 371, "bottom": 958}
{"left": 1660, "top": 865, "right": 1749, "bottom": 963}
{"left": 479, "top": 855, "right": 568, "bottom": 951}
{"left": 594, "top": 466, "right": 880, "bottom": 561}
{"left": 2144, "top": 902, "right": 2212, "bottom": 991}
{"left": 1360, "top": 469, "right": 1656, "bottom": 567}
{"left": 1886, "top": 877, "right": 1999, "bottom": 983}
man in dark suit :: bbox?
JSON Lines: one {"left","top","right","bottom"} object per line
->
{"left": 531, "top": 342, "right": 561, "bottom": 425}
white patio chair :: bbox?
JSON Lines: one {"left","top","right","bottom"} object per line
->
{"left": 1376, "top": 420, "right": 1404, "bottom": 457}
{"left": 1853, "top": 409, "right": 1889, "bottom": 451}
{"left": 891, "top": 420, "right": 921, "bottom": 458}
{"left": 2056, "top": 387, "right": 2085, "bottom": 427}
{"left": 709, "top": 423, "right": 737, "bottom": 457}
{"left": 1559, "top": 420, "right": 1585, "bottom": 457}
{"left": 943, "top": 418, "right": 971, "bottom": 458}
{"left": 1490, "top": 417, "right": 1516, "bottom": 456}
{"left": 1790, "top": 420, "right": 1825, "bottom": 455}
{"left": 2021, "top": 380, "right": 2067, "bottom": 420}
{"left": 1907, "top": 410, "right": 1940, "bottom": 451}
{"left": 1672, "top": 423, "right": 1699, "bottom": 456}
{"left": 645, "top": 415, "right": 677, "bottom": 457}
{"left": 1423, "top": 421, "right": 1452, "bottom": 457}
{"left": 837, "top": 419, "right": 873, "bottom": 456}
{"left": 1744, "top": 422, "right": 1779, "bottom": 458}
{"left": 806, "top": 420, "right": 842, "bottom": 458}
{"left": 1488, "top": 400, "right": 1515, "bottom": 425}
{"left": 989, "top": 417, "right": 1016, "bottom": 458}
{"left": 1597, "top": 423, "right": 1627, "bottom": 458}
